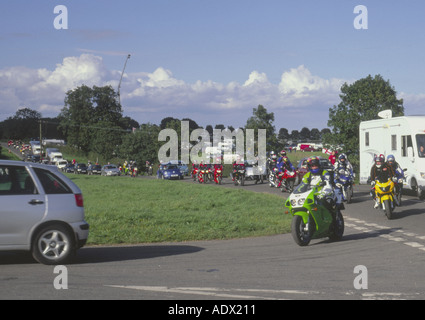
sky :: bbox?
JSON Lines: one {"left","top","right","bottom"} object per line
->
{"left": 1, "top": 0, "right": 425, "bottom": 132}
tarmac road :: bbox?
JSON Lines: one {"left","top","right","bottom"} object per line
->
{"left": 1, "top": 173, "right": 424, "bottom": 301}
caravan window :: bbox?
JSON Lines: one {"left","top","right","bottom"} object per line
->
{"left": 417, "top": 134, "right": 425, "bottom": 158}
{"left": 401, "top": 135, "right": 413, "bottom": 157}
{"left": 365, "top": 132, "right": 369, "bottom": 147}
{"left": 391, "top": 135, "right": 397, "bottom": 151}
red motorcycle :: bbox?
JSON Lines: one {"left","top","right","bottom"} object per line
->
{"left": 198, "top": 165, "right": 211, "bottom": 183}
{"left": 214, "top": 166, "right": 223, "bottom": 184}
{"left": 192, "top": 164, "right": 199, "bottom": 181}
{"left": 280, "top": 169, "right": 297, "bottom": 193}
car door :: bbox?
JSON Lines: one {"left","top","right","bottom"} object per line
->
{"left": 0, "top": 164, "right": 46, "bottom": 247}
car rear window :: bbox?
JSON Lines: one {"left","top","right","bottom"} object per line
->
{"left": 0, "top": 165, "right": 37, "bottom": 195}
{"left": 33, "top": 168, "right": 72, "bottom": 194}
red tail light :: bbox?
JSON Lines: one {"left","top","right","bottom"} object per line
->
{"left": 75, "top": 194, "right": 84, "bottom": 207}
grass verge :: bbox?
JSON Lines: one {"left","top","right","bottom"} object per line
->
{"left": 66, "top": 175, "right": 292, "bottom": 245}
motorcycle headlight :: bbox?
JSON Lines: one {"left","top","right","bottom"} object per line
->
{"left": 291, "top": 198, "right": 305, "bottom": 207}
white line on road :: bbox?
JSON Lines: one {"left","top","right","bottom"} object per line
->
{"left": 344, "top": 216, "right": 425, "bottom": 252}
{"left": 105, "top": 285, "right": 323, "bottom": 300}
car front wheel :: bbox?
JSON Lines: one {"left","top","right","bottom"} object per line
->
{"left": 32, "top": 225, "right": 75, "bottom": 265}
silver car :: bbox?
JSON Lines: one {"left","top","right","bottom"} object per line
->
{"left": 101, "top": 164, "right": 121, "bottom": 176}
{"left": 0, "top": 160, "right": 89, "bottom": 265}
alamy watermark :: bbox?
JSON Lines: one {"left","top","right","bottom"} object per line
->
{"left": 353, "top": 265, "right": 368, "bottom": 290}
{"left": 354, "top": 5, "right": 368, "bottom": 30}
{"left": 53, "top": 265, "right": 68, "bottom": 290}
{"left": 158, "top": 121, "right": 266, "bottom": 174}
{"left": 53, "top": 5, "right": 68, "bottom": 30}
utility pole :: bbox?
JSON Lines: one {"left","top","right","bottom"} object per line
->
{"left": 118, "top": 54, "right": 131, "bottom": 105}
{"left": 39, "top": 119, "right": 43, "bottom": 159}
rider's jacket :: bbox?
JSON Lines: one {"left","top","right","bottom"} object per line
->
{"left": 277, "top": 158, "right": 295, "bottom": 172}
{"left": 302, "top": 170, "right": 333, "bottom": 197}
{"left": 387, "top": 161, "right": 404, "bottom": 181}
{"left": 370, "top": 163, "right": 395, "bottom": 183}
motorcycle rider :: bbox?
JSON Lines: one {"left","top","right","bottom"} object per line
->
{"left": 277, "top": 150, "right": 296, "bottom": 172}
{"left": 213, "top": 157, "right": 223, "bottom": 184}
{"left": 232, "top": 155, "right": 245, "bottom": 181}
{"left": 370, "top": 154, "right": 395, "bottom": 208}
{"left": 333, "top": 153, "right": 354, "bottom": 209}
{"left": 266, "top": 151, "right": 278, "bottom": 184}
{"left": 276, "top": 155, "right": 296, "bottom": 189}
{"left": 386, "top": 154, "right": 404, "bottom": 205}
{"left": 302, "top": 156, "right": 337, "bottom": 218}
{"left": 198, "top": 160, "right": 207, "bottom": 183}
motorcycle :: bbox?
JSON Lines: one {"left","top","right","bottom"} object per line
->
{"left": 280, "top": 169, "right": 297, "bottom": 193}
{"left": 373, "top": 178, "right": 396, "bottom": 220}
{"left": 192, "top": 166, "right": 199, "bottom": 182}
{"left": 285, "top": 181, "right": 344, "bottom": 246}
{"left": 233, "top": 166, "right": 245, "bottom": 186}
{"left": 198, "top": 166, "right": 208, "bottom": 183}
{"left": 214, "top": 168, "right": 223, "bottom": 184}
{"left": 268, "top": 167, "right": 280, "bottom": 188}
{"left": 334, "top": 172, "right": 354, "bottom": 204}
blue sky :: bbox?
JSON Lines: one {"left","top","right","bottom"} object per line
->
{"left": 1, "top": 1, "right": 425, "bottom": 131}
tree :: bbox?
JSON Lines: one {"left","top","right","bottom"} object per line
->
{"left": 299, "top": 127, "right": 311, "bottom": 141}
{"left": 326, "top": 74, "right": 404, "bottom": 167}
{"left": 59, "top": 85, "right": 124, "bottom": 154}
{"left": 290, "top": 130, "right": 300, "bottom": 142}
{"left": 119, "top": 123, "right": 161, "bottom": 166}
{"left": 245, "top": 105, "right": 277, "bottom": 151}
{"left": 310, "top": 128, "right": 321, "bottom": 141}
{"left": 1, "top": 108, "right": 41, "bottom": 140}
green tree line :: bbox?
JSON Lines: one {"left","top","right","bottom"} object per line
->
{"left": 0, "top": 74, "right": 404, "bottom": 169}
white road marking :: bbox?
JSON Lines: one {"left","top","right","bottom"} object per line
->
{"left": 344, "top": 215, "right": 425, "bottom": 253}
{"left": 105, "top": 285, "right": 323, "bottom": 300}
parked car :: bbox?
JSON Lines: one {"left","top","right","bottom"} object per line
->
{"left": 56, "top": 160, "right": 68, "bottom": 171}
{"left": 87, "top": 164, "right": 102, "bottom": 175}
{"left": 74, "top": 163, "right": 88, "bottom": 174}
{"left": 101, "top": 164, "right": 120, "bottom": 176}
{"left": 63, "top": 163, "right": 75, "bottom": 173}
{"left": 295, "top": 156, "right": 334, "bottom": 185}
{"left": 0, "top": 160, "right": 89, "bottom": 264}
{"left": 157, "top": 163, "right": 184, "bottom": 180}
{"left": 169, "top": 160, "right": 189, "bottom": 176}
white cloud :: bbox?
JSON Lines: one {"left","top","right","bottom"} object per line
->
{"left": 0, "top": 53, "right": 390, "bottom": 130}
{"left": 0, "top": 54, "right": 111, "bottom": 118}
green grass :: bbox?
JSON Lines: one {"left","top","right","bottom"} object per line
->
{"left": 66, "top": 174, "right": 292, "bottom": 245}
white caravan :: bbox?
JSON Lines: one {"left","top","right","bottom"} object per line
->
{"left": 359, "top": 112, "right": 425, "bottom": 199}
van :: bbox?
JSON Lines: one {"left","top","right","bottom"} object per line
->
{"left": 359, "top": 112, "right": 425, "bottom": 199}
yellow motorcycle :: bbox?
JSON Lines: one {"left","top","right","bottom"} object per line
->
{"left": 374, "top": 178, "right": 395, "bottom": 220}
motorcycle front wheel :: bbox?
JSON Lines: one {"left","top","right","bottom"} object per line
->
{"left": 291, "top": 215, "right": 311, "bottom": 246}
{"left": 346, "top": 186, "right": 352, "bottom": 204}
{"left": 329, "top": 211, "right": 344, "bottom": 242}
{"left": 384, "top": 199, "right": 393, "bottom": 220}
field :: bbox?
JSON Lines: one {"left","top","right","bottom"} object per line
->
{"left": 2, "top": 143, "right": 322, "bottom": 245}
{"left": 67, "top": 174, "right": 293, "bottom": 245}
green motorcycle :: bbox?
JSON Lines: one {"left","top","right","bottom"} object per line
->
{"left": 284, "top": 181, "right": 344, "bottom": 246}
